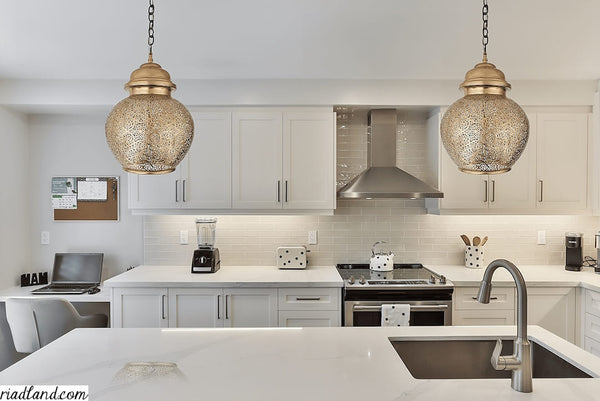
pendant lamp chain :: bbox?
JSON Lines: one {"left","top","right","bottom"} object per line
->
{"left": 482, "top": 0, "right": 489, "bottom": 56}
{"left": 147, "top": 0, "right": 155, "bottom": 56}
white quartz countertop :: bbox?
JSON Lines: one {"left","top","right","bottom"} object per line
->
{"left": 428, "top": 264, "right": 600, "bottom": 291}
{"left": 2, "top": 325, "right": 600, "bottom": 401}
{"left": 103, "top": 265, "right": 343, "bottom": 288}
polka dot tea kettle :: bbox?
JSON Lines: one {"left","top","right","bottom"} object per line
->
{"left": 369, "top": 241, "right": 394, "bottom": 271}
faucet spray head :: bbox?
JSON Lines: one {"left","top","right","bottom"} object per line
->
{"left": 477, "top": 280, "right": 492, "bottom": 303}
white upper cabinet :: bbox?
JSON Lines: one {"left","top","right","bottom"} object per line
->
{"left": 536, "top": 113, "right": 589, "bottom": 211}
{"left": 283, "top": 112, "right": 335, "bottom": 210}
{"left": 128, "top": 111, "right": 232, "bottom": 211}
{"left": 232, "top": 109, "right": 335, "bottom": 211}
{"left": 232, "top": 112, "right": 283, "bottom": 209}
{"left": 129, "top": 108, "right": 335, "bottom": 214}
{"left": 429, "top": 108, "right": 591, "bottom": 214}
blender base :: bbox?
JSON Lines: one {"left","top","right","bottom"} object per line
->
{"left": 191, "top": 248, "right": 220, "bottom": 273}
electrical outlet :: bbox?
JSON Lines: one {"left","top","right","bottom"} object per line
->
{"left": 308, "top": 230, "right": 318, "bottom": 245}
{"left": 41, "top": 231, "right": 50, "bottom": 245}
{"left": 537, "top": 230, "right": 546, "bottom": 245}
{"left": 179, "top": 230, "right": 189, "bottom": 245}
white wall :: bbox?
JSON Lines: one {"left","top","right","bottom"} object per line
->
{"left": 27, "top": 113, "right": 143, "bottom": 280}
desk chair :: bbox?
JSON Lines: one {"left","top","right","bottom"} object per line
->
{"left": 5, "top": 298, "right": 108, "bottom": 353}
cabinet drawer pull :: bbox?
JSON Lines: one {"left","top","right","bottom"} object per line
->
{"left": 225, "top": 295, "right": 229, "bottom": 319}
{"left": 295, "top": 297, "right": 321, "bottom": 301}
{"left": 277, "top": 180, "right": 281, "bottom": 203}
{"left": 217, "top": 294, "right": 221, "bottom": 319}
{"left": 162, "top": 295, "right": 167, "bottom": 319}
{"left": 182, "top": 180, "right": 186, "bottom": 202}
{"left": 491, "top": 180, "right": 495, "bottom": 203}
{"left": 484, "top": 180, "right": 488, "bottom": 203}
{"left": 285, "top": 180, "right": 288, "bottom": 203}
{"left": 472, "top": 296, "right": 498, "bottom": 300}
{"left": 539, "top": 180, "right": 544, "bottom": 202}
{"left": 175, "top": 180, "right": 179, "bottom": 202}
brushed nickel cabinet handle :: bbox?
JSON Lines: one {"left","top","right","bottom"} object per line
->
{"left": 296, "top": 297, "right": 321, "bottom": 301}
{"left": 484, "top": 180, "right": 488, "bottom": 203}
{"left": 491, "top": 180, "right": 495, "bottom": 203}
{"left": 285, "top": 180, "right": 288, "bottom": 203}
{"left": 175, "top": 180, "right": 179, "bottom": 202}
{"left": 182, "top": 180, "right": 186, "bottom": 202}
{"left": 225, "top": 295, "right": 229, "bottom": 319}
{"left": 472, "top": 296, "right": 498, "bottom": 300}
{"left": 277, "top": 180, "right": 281, "bottom": 203}
{"left": 162, "top": 295, "right": 167, "bottom": 319}
{"left": 539, "top": 180, "right": 544, "bottom": 202}
{"left": 217, "top": 294, "right": 221, "bottom": 319}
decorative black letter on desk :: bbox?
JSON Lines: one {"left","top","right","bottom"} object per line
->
{"left": 21, "top": 272, "right": 49, "bottom": 287}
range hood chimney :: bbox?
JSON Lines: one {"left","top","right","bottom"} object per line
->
{"left": 337, "top": 109, "right": 444, "bottom": 199}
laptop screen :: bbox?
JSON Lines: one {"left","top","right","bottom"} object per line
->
{"left": 52, "top": 253, "right": 103, "bottom": 284}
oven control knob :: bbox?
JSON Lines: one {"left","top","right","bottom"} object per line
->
{"left": 348, "top": 275, "right": 355, "bottom": 285}
{"left": 439, "top": 275, "right": 447, "bottom": 285}
{"left": 359, "top": 276, "right": 367, "bottom": 285}
{"left": 429, "top": 275, "right": 436, "bottom": 284}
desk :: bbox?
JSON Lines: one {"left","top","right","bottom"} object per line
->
{"left": 0, "top": 285, "right": 110, "bottom": 371}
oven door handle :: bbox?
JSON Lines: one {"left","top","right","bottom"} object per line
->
{"left": 352, "top": 304, "right": 449, "bottom": 311}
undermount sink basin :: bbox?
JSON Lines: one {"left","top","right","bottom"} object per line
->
{"left": 390, "top": 338, "right": 593, "bottom": 380}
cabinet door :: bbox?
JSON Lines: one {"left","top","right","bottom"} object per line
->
{"left": 168, "top": 288, "right": 223, "bottom": 328}
{"left": 439, "top": 148, "right": 489, "bottom": 209}
{"left": 527, "top": 287, "right": 576, "bottom": 343}
{"left": 112, "top": 288, "right": 168, "bottom": 328}
{"left": 182, "top": 112, "right": 232, "bottom": 209}
{"left": 128, "top": 164, "right": 184, "bottom": 209}
{"left": 536, "top": 113, "right": 588, "bottom": 211}
{"left": 278, "top": 310, "right": 340, "bottom": 327}
{"left": 223, "top": 288, "right": 278, "bottom": 328}
{"left": 453, "top": 309, "right": 515, "bottom": 326}
{"left": 282, "top": 112, "right": 335, "bottom": 209}
{"left": 232, "top": 112, "right": 283, "bottom": 209}
{"left": 489, "top": 113, "right": 537, "bottom": 210}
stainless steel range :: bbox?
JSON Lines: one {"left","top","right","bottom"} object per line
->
{"left": 337, "top": 263, "right": 454, "bottom": 326}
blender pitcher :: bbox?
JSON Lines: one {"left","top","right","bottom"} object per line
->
{"left": 196, "top": 218, "right": 217, "bottom": 249}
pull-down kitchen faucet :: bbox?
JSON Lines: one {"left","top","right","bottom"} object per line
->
{"left": 477, "top": 259, "right": 533, "bottom": 393}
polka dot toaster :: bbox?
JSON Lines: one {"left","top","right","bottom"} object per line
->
{"left": 370, "top": 241, "right": 394, "bottom": 271}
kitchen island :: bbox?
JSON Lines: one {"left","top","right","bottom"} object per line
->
{"left": 1, "top": 325, "right": 600, "bottom": 401}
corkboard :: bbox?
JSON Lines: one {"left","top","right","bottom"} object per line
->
{"left": 53, "top": 177, "right": 119, "bottom": 221}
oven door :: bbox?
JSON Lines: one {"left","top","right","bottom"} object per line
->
{"left": 344, "top": 300, "right": 452, "bottom": 327}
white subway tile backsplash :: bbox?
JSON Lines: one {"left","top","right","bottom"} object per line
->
{"left": 144, "top": 108, "right": 600, "bottom": 267}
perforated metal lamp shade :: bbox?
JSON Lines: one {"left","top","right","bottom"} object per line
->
{"left": 441, "top": 58, "right": 529, "bottom": 174}
{"left": 105, "top": 57, "right": 194, "bottom": 175}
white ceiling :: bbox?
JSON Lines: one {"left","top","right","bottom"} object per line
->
{"left": 1, "top": 0, "right": 599, "bottom": 81}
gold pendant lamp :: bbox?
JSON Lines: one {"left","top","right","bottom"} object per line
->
{"left": 441, "top": 0, "right": 529, "bottom": 174}
{"left": 106, "top": 0, "right": 194, "bottom": 174}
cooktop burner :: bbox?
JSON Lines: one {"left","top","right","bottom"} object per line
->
{"left": 336, "top": 263, "right": 450, "bottom": 288}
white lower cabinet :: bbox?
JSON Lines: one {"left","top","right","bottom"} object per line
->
{"left": 584, "top": 289, "right": 600, "bottom": 356}
{"left": 112, "top": 288, "right": 168, "bottom": 328}
{"left": 112, "top": 286, "right": 340, "bottom": 328}
{"left": 527, "top": 287, "right": 576, "bottom": 343}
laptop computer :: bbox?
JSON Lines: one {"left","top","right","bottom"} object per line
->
{"left": 31, "top": 253, "right": 103, "bottom": 295}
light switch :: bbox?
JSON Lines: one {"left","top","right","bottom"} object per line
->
{"left": 537, "top": 230, "right": 546, "bottom": 245}
{"left": 41, "top": 231, "right": 50, "bottom": 245}
{"left": 308, "top": 230, "right": 318, "bottom": 245}
{"left": 179, "top": 230, "right": 189, "bottom": 245}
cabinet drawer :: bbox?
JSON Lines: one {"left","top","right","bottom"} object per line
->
{"left": 585, "top": 313, "right": 600, "bottom": 342}
{"left": 279, "top": 310, "right": 340, "bottom": 327}
{"left": 278, "top": 288, "right": 340, "bottom": 311}
{"left": 454, "top": 286, "right": 515, "bottom": 310}
{"left": 453, "top": 309, "right": 515, "bottom": 326}
{"left": 584, "top": 336, "right": 600, "bottom": 357}
{"left": 586, "top": 290, "right": 600, "bottom": 318}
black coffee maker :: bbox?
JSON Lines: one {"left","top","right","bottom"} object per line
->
{"left": 565, "top": 232, "right": 583, "bottom": 271}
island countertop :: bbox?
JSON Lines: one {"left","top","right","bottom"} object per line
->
{"left": 1, "top": 325, "right": 600, "bottom": 401}
{"left": 103, "top": 265, "right": 344, "bottom": 288}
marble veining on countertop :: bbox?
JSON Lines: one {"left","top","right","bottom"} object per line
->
{"left": 103, "top": 265, "right": 344, "bottom": 288}
{"left": 2, "top": 326, "right": 600, "bottom": 401}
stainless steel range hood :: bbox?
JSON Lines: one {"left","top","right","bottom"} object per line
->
{"left": 337, "top": 109, "right": 443, "bottom": 199}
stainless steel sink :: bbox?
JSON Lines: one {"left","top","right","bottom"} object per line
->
{"left": 390, "top": 338, "right": 593, "bottom": 379}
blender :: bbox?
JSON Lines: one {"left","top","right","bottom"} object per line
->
{"left": 191, "top": 217, "right": 220, "bottom": 273}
